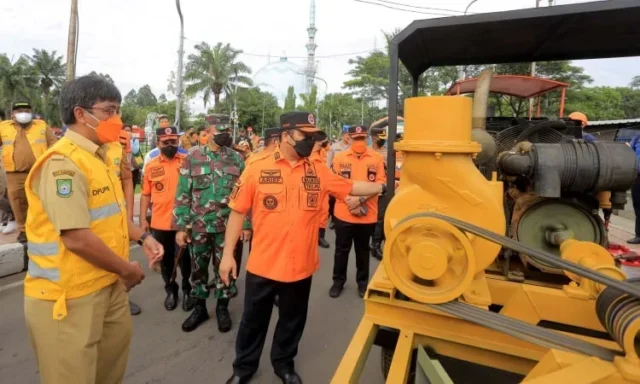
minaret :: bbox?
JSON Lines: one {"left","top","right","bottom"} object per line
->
{"left": 305, "top": 0, "right": 318, "bottom": 94}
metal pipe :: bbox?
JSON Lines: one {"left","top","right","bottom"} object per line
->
{"left": 66, "top": 0, "right": 78, "bottom": 81}
{"left": 387, "top": 42, "right": 399, "bottom": 199}
{"left": 471, "top": 68, "right": 493, "bottom": 130}
{"left": 412, "top": 76, "right": 419, "bottom": 97}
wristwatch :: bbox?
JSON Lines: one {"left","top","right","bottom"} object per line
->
{"left": 380, "top": 183, "right": 388, "bottom": 196}
{"left": 137, "top": 232, "right": 151, "bottom": 246}
{"left": 359, "top": 197, "right": 366, "bottom": 205}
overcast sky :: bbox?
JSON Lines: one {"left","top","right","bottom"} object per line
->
{"left": 1, "top": 0, "right": 639, "bottom": 113}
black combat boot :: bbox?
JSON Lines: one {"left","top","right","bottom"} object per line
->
{"left": 181, "top": 299, "right": 209, "bottom": 332}
{"left": 216, "top": 298, "right": 232, "bottom": 333}
{"left": 318, "top": 228, "right": 330, "bottom": 248}
{"left": 370, "top": 241, "right": 383, "bottom": 260}
{"left": 164, "top": 284, "right": 179, "bottom": 311}
{"left": 182, "top": 290, "right": 196, "bottom": 312}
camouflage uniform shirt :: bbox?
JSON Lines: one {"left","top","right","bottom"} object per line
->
{"left": 174, "top": 144, "right": 251, "bottom": 233}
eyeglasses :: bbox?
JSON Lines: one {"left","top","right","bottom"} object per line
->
{"left": 86, "top": 106, "right": 120, "bottom": 117}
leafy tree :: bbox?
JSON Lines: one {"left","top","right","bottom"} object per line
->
{"left": 299, "top": 85, "right": 317, "bottom": 112}
{"left": 214, "top": 87, "right": 281, "bottom": 131}
{"left": 135, "top": 85, "right": 157, "bottom": 107}
{"left": 0, "top": 54, "right": 31, "bottom": 116}
{"left": 630, "top": 76, "right": 640, "bottom": 90}
{"left": 88, "top": 71, "right": 114, "bottom": 83}
{"left": 284, "top": 86, "right": 296, "bottom": 112}
{"left": 27, "top": 49, "right": 65, "bottom": 120}
{"left": 158, "top": 94, "right": 168, "bottom": 103}
{"left": 184, "top": 42, "right": 253, "bottom": 108}
{"left": 123, "top": 89, "right": 137, "bottom": 105}
{"left": 565, "top": 86, "right": 625, "bottom": 121}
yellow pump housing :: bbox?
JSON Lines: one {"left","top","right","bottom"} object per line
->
{"left": 384, "top": 96, "right": 505, "bottom": 305}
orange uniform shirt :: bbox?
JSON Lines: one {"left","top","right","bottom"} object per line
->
{"left": 332, "top": 147, "right": 386, "bottom": 224}
{"left": 310, "top": 149, "right": 331, "bottom": 229}
{"left": 229, "top": 148, "right": 353, "bottom": 282}
{"left": 142, "top": 153, "right": 185, "bottom": 230}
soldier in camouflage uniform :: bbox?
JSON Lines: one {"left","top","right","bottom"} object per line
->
{"left": 174, "top": 115, "right": 252, "bottom": 333}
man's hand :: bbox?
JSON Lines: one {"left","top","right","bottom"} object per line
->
{"left": 350, "top": 207, "right": 363, "bottom": 217}
{"left": 219, "top": 255, "right": 237, "bottom": 286}
{"left": 176, "top": 231, "right": 191, "bottom": 247}
{"left": 240, "top": 230, "right": 252, "bottom": 242}
{"left": 142, "top": 235, "right": 164, "bottom": 267}
{"left": 120, "top": 261, "right": 145, "bottom": 291}
{"left": 345, "top": 196, "right": 361, "bottom": 210}
{"left": 139, "top": 218, "right": 150, "bottom": 233}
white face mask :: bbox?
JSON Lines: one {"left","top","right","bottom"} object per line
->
{"left": 15, "top": 112, "right": 33, "bottom": 125}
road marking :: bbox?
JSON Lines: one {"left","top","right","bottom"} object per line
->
{"left": 0, "top": 244, "right": 141, "bottom": 293}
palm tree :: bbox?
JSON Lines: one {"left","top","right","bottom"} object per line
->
{"left": 184, "top": 42, "right": 253, "bottom": 109}
{"left": 0, "top": 54, "right": 31, "bottom": 117}
{"left": 27, "top": 49, "right": 65, "bottom": 120}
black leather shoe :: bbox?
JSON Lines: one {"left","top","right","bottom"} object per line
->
{"left": 17, "top": 232, "right": 27, "bottom": 244}
{"left": 182, "top": 293, "right": 196, "bottom": 312}
{"left": 129, "top": 301, "right": 141, "bottom": 316}
{"left": 225, "top": 374, "right": 252, "bottom": 384}
{"left": 318, "top": 238, "right": 330, "bottom": 248}
{"left": 276, "top": 371, "right": 302, "bottom": 384}
{"left": 329, "top": 283, "right": 343, "bottom": 298}
{"left": 370, "top": 242, "right": 383, "bottom": 260}
{"left": 164, "top": 291, "right": 178, "bottom": 311}
{"left": 181, "top": 301, "right": 209, "bottom": 332}
{"left": 628, "top": 237, "right": 640, "bottom": 245}
{"left": 358, "top": 285, "right": 367, "bottom": 298}
{"left": 216, "top": 302, "right": 232, "bottom": 333}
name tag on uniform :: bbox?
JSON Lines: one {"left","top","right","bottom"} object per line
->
{"left": 149, "top": 166, "right": 165, "bottom": 179}
{"left": 259, "top": 170, "right": 283, "bottom": 184}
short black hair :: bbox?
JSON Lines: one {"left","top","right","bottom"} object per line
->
{"left": 265, "top": 137, "right": 279, "bottom": 146}
{"left": 158, "top": 115, "right": 170, "bottom": 122}
{"left": 0, "top": 110, "right": 5, "bottom": 121}
{"left": 60, "top": 75, "right": 122, "bottom": 125}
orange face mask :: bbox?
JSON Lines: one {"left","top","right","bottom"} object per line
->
{"left": 351, "top": 139, "right": 367, "bottom": 154}
{"left": 85, "top": 112, "right": 123, "bottom": 143}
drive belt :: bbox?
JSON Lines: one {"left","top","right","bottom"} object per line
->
{"left": 398, "top": 212, "right": 640, "bottom": 299}
{"left": 429, "top": 301, "right": 620, "bottom": 361}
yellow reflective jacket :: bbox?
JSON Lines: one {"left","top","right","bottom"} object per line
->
{"left": 24, "top": 137, "right": 129, "bottom": 320}
{"left": 0, "top": 120, "right": 48, "bottom": 172}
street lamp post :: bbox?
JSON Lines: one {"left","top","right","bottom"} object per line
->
{"left": 458, "top": 0, "right": 480, "bottom": 80}
{"left": 175, "top": 0, "right": 185, "bottom": 130}
{"left": 232, "top": 69, "right": 239, "bottom": 142}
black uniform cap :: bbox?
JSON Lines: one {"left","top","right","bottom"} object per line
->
{"left": 348, "top": 124, "right": 368, "bottom": 138}
{"left": 156, "top": 126, "right": 179, "bottom": 138}
{"left": 12, "top": 102, "right": 32, "bottom": 111}
{"left": 264, "top": 128, "right": 280, "bottom": 140}
{"left": 280, "top": 111, "right": 320, "bottom": 133}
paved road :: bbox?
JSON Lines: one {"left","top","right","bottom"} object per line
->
{"left": 0, "top": 230, "right": 386, "bottom": 384}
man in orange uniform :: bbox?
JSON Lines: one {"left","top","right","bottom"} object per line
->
{"left": 0, "top": 102, "right": 58, "bottom": 242}
{"left": 140, "top": 126, "right": 194, "bottom": 312}
{"left": 219, "top": 112, "right": 386, "bottom": 384}
{"left": 330, "top": 124, "right": 386, "bottom": 299}
{"left": 310, "top": 131, "right": 331, "bottom": 248}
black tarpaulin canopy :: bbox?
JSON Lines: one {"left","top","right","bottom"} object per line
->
{"left": 385, "top": 0, "right": 640, "bottom": 196}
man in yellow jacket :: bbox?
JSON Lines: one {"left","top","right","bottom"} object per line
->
{"left": 0, "top": 102, "right": 57, "bottom": 242}
{"left": 23, "top": 75, "right": 164, "bottom": 384}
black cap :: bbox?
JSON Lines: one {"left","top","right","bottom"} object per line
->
{"left": 312, "top": 131, "right": 328, "bottom": 142}
{"left": 205, "top": 114, "right": 231, "bottom": 130}
{"left": 279, "top": 111, "right": 320, "bottom": 133}
{"left": 369, "top": 126, "right": 385, "bottom": 137}
{"left": 348, "top": 124, "right": 368, "bottom": 137}
{"left": 12, "top": 102, "right": 32, "bottom": 111}
{"left": 156, "top": 126, "right": 179, "bottom": 138}
{"left": 264, "top": 128, "right": 280, "bottom": 140}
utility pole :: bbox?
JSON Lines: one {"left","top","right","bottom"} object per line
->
{"left": 66, "top": 0, "right": 78, "bottom": 81}
{"left": 232, "top": 69, "right": 239, "bottom": 142}
{"left": 175, "top": 0, "right": 185, "bottom": 130}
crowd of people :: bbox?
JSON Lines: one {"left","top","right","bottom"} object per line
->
{"left": 13, "top": 75, "right": 394, "bottom": 384}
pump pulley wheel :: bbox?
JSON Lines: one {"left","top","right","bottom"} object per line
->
{"left": 383, "top": 216, "right": 476, "bottom": 304}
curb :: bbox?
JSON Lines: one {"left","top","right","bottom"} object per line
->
{"left": 0, "top": 242, "right": 27, "bottom": 278}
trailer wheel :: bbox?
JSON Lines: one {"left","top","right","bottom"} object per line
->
{"left": 380, "top": 347, "right": 416, "bottom": 383}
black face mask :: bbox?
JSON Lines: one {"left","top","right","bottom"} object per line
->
{"left": 213, "top": 132, "right": 233, "bottom": 147}
{"left": 288, "top": 133, "right": 315, "bottom": 158}
{"left": 160, "top": 145, "right": 178, "bottom": 159}
{"left": 377, "top": 139, "right": 386, "bottom": 147}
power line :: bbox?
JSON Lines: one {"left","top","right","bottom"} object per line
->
{"left": 352, "top": 0, "right": 463, "bottom": 16}
{"left": 373, "top": 0, "right": 467, "bottom": 14}
{"left": 183, "top": 36, "right": 375, "bottom": 59}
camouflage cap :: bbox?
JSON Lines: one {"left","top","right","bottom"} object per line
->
{"left": 205, "top": 114, "right": 231, "bottom": 131}
{"left": 280, "top": 111, "right": 320, "bottom": 133}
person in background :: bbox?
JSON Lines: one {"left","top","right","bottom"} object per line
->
{"left": 326, "top": 126, "right": 351, "bottom": 230}
{"left": 0, "top": 102, "right": 57, "bottom": 241}
{"left": 330, "top": 124, "right": 386, "bottom": 298}
{"left": 220, "top": 111, "right": 385, "bottom": 384}
{"left": 123, "top": 124, "right": 141, "bottom": 191}
{"left": 236, "top": 128, "right": 247, "bottom": 145}
{"left": 628, "top": 134, "right": 640, "bottom": 244}
{"left": 368, "top": 126, "right": 387, "bottom": 261}
{"left": 180, "top": 127, "right": 197, "bottom": 150}
{"left": 0, "top": 111, "right": 14, "bottom": 232}
{"left": 568, "top": 111, "right": 595, "bottom": 143}
{"left": 198, "top": 126, "right": 210, "bottom": 146}
{"left": 23, "top": 75, "right": 163, "bottom": 384}
{"left": 311, "top": 132, "right": 331, "bottom": 249}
